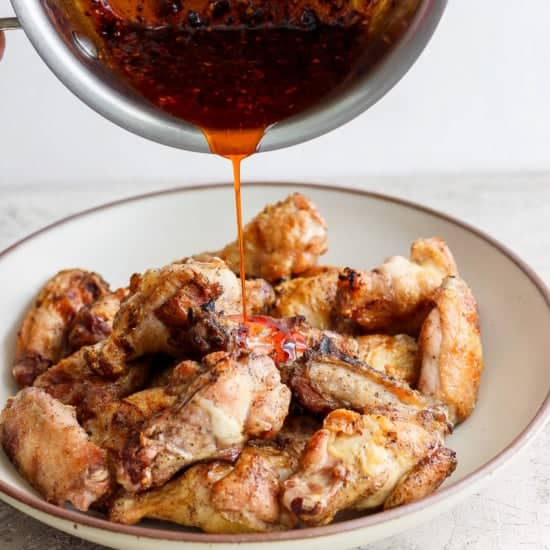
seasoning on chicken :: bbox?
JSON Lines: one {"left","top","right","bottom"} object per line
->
{"left": 289, "top": 341, "right": 434, "bottom": 416}
{"left": 336, "top": 237, "right": 458, "bottom": 335}
{"left": 218, "top": 193, "right": 328, "bottom": 282}
{"left": 85, "top": 360, "right": 204, "bottom": 453}
{"left": 0, "top": 387, "right": 110, "bottom": 511}
{"left": 281, "top": 407, "right": 452, "bottom": 525}
{"left": 116, "top": 352, "right": 291, "bottom": 492}
{"left": 13, "top": 269, "right": 110, "bottom": 386}
{"left": 68, "top": 288, "right": 129, "bottom": 351}
{"left": 354, "top": 333, "right": 419, "bottom": 386}
{"left": 33, "top": 344, "right": 150, "bottom": 422}
{"left": 416, "top": 276, "right": 484, "bottom": 425}
{"left": 383, "top": 446, "right": 457, "bottom": 509}
{"left": 273, "top": 268, "right": 340, "bottom": 330}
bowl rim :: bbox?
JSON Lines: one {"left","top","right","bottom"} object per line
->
{"left": 0, "top": 182, "right": 548, "bottom": 543}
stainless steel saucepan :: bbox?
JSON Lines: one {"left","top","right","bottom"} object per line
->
{"left": 1, "top": 0, "right": 446, "bottom": 153}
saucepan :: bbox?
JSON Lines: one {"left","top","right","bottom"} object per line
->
{"left": 0, "top": 0, "right": 446, "bottom": 153}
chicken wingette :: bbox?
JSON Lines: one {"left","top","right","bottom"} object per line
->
{"left": 0, "top": 387, "right": 111, "bottom": 511}
{"left": 336, "top": 237, "right": 457, "bottom": 335}
{"left": 281, "top": 407, "right": 454, "bottom": 525}
{"left": 13, "top": 269, "right": 110, "bottom": 386}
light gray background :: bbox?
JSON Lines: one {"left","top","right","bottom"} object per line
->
{"left": 1, "top": 0, "right": 550, "bottom": 184}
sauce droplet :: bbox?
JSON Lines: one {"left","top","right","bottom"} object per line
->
{"left": 230, "top": 315, "right": 307, "bottom": 363}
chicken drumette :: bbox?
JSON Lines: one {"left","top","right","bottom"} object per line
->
{"left": 217, "top": 193, "right": 328, "bottom": 282}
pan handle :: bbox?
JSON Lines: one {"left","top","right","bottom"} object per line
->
{"left": 0, "top": 17, "right": 21, "bottom": 30}
{"left": 0, "top": 17, "right": 21, "bottom": 60}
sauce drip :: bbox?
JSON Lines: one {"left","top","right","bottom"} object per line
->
{"left": 204, "top": 128, "right": 266, "bottom": 321}
{"left": 231, "top": 315, "right": 307, "bottom": 364}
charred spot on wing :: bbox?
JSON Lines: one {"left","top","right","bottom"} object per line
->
{"left": 338, "top": 267, "right": 360, "bottom": 290}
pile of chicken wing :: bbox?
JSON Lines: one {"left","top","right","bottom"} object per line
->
{"left": 0, "top": 193, "right": 483, "bottom": 532}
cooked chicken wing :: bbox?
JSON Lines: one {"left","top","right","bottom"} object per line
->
{"left": 110, "top": 451, "right": 296, "bottom": 533}
{"left": 110, "top": 462, "right": 238, "bottom": 531}
{"left": 289, "top": 346, "right": 433, "bottom": 415}
{"left": 218, "top": 193, "right": 328, "bottom": 282}
{"left": 0, "top": 387, "right": 110, "bottom": 511}
{"left": 336, "top": 237, "right": 458, "bottom": 335}
{"left": 13, "top": 269, "right": 110, "bottom": 386}
{"left": 68, "top": 288, "right": 128, "bottom": 351}
{"left": 281, "top": 407, "right": 451, "bottom": 525}
{"left": 117, "top": 352, "right": 291, "bottom": 492}
{"left": 109, "top": 416, "right": 318, "bottom": 531}
{"left": 91, "top": 258, "right": 241, "bottom": 376}
{"left": 416, "top": 276, "right": 484, "bottom": 425}
{"left": 206, "top": 444, "right": 298, "bottom": 531}
{"left": 273, "top": 269, "right": 340, "bottom": 330}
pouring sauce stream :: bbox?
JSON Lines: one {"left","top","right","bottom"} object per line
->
{"left": 81, "top": 0, "right": 404, "bottom": 321}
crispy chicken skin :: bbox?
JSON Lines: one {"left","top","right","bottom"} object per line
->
{"left": 218, "top": 193, "right": 328, "bottom": 282}
{"left": 289, "top": 347, "right": 433, "bottom": 416}
{"left": 207, "top": 444, "right": 298, "bottom": 531}
{"left": 0, "top": 388, "right": 110, "bottom": 510}
{"left": 33, "top": 345, "right": 150, "bottom": 421}
{"left": 416, "top": 276, "right": 484, "bottom": 425}
{"left": 13, "top": 269, "right": 110, "bottom": 386}
{"left": 68, "top": 288, "right": 129, "bottom": 351}
{"left": 284, "top": 321, "right": 417, "bottom": 385}
{"left": 281, "top": 407, "right": 450, "bottom": 525}
{"left": 110, "top": 462, "right": 238, "bottom": 531}
{"left": 336, "top": 237, "right": 458, "bottom": 335}
{"left": 91, "top": 258, "right": 242, "bottom": 376}
{"left": 109, "top": 417, "right": 317, "bottom": 531}
{"left": 354, "top": 334, "right": 419, "bottom": 386}
{"left": 273, "top": 269, "right": 340, "bottom": 330}
{"left": 383, "top": 446, "right": 457, "bottom": 509}
{"left": 117, "top": 352, "right": 291, "bottom": 492}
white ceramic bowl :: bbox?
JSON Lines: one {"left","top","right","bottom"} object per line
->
{"left": 0, "top": 184, "right": 548, "bottom": 549}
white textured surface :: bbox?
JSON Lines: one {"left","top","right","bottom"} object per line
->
{"left": 1, "top": 0, "right": 550, "bottom": 184}
{"left": 0, "top": 176, "right": 548, "bottom": 549}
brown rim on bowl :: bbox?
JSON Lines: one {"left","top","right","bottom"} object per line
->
{"left": 0, "top": 182, "right": 548, "bottom": 543}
